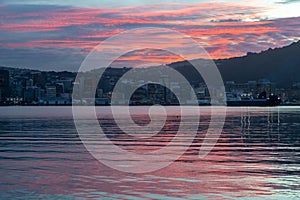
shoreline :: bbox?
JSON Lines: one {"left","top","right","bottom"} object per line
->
{"left": 1, "top": 104, "right": 300, "bottom": 107}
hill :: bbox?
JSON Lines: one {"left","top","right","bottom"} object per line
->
{"left": 170, "top": 41, "right": 300, "bottom": 87}
{"left": 2, "top": 41, "right": 300, "bottom": 88}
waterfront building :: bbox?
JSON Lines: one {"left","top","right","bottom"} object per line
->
{"left": 46, "top": 86, "right": 57, "bottom": 98}
{"left": 290, "top": 83, "right": 300, "bottom": 102}
{"left": 56, "top": 83, "right": 64, "bottom": 97}
{"left": 0, "top": 70, "right": 10, "bottom": 103}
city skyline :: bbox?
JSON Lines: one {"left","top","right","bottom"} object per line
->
{"left": 0, "top": 0, "right": 299, "bottom": 71}
{"left": 1, "top": 64, "right": 299, "bottom": 106}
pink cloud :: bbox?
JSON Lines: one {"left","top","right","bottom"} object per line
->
{"left": 0, "top": 2, "right": 299, "bottom": 67}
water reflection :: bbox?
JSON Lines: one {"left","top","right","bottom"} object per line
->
{"left": 0, "top": 106, "right": 299, "bottom": 199}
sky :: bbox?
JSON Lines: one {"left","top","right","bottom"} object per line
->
{"left": 0, "top": 0, "right": 299, "bottom": 71}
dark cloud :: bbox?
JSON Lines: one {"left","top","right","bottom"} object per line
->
{"left": 0, "top": 47, "right": 84, "bottom": 71}
{"left": 276, "top": 0, "right": 300, "bottom": 4}
{"left": 210, "top": 19, "right": 242, "bottom": 23}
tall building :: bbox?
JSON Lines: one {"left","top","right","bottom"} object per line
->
{"left": 46, "top": 86, "right": 57, "bottom": 98}
{"left": 56, "top": 83, "right": 64, "bottom": 97}
{"left": 0, "top": 70, "right": 10, "bottom": 102}
{"left": 290, "top": 83, "right": 300, "bottom": 102}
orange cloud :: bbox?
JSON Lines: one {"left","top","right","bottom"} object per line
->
{"left": 0, "top": 2, "right": 299, "bottom": 68}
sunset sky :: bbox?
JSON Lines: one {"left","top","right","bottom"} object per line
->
{"left": 0, "top": 0, "right": 299, "bottom": 71}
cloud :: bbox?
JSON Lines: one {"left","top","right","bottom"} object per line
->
{"left": 210, "top": 19, "right": 242, "bottom": 22}
{"left": 0, "top": 0, "right": 245, "bottom": 8}
{"left": 276, "top": 0, "right": 300, "bottom": 4}
{"left": 0, "top": 47, "right": 85, "bottom": 71}
{"left": 0, "top": 2, "right": 299, "bottom": 70}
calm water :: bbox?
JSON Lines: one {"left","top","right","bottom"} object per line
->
{"left": 0, "top": 106, "right": 299, "bottom": 200}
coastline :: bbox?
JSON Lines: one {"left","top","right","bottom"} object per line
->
{"left": 1, "top": 104, "right": 300, "bottom": 107}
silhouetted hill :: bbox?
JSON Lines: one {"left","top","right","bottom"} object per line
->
{"left": 2, "top": 41, "right": 300, "bottom": 88}
{"left": 170, "top": 41, "right": 300, "bottom": 87}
